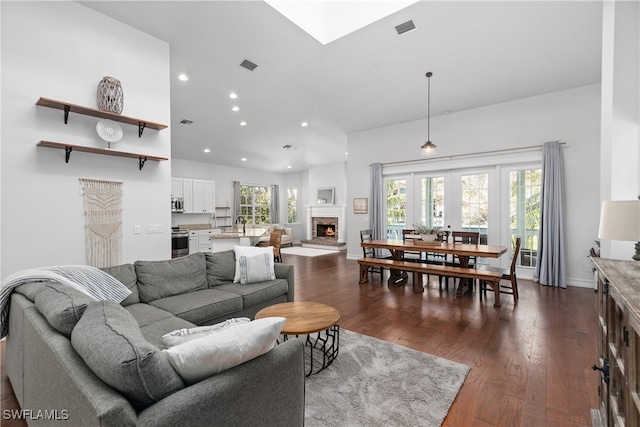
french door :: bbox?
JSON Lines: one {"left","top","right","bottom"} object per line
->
{"left": 385, "top": 167, "right": 499, "bottom": 262}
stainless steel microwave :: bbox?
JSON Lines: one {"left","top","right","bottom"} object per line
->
{"left": 171, "top": 197, "right": 184, "bottom": 213}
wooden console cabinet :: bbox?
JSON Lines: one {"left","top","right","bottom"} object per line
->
{"left": 592, "top": 258, "right": 640, "bottom": 427}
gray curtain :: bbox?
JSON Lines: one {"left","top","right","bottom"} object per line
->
{"left": 533, "top": 141, "right": 566, "bottom": 288}
{"left": 271, "top": 185, "right": 280, "bottom": 224}
{"left": 232, "top": 181, "right": 240, "bottom": 223}
{"left": 371, "top": 163, "right": 385, "bottom": 240}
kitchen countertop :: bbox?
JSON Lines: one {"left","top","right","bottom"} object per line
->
{"left": 210, "top": 228, "right": 268, "bottom": 239}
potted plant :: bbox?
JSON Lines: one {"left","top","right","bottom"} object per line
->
{"left": 411, "top": 223, "right": 441, "bottom": 242}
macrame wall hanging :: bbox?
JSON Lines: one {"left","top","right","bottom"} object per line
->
{"left": 79, "top": 178, "right": 123, "bottom": 268}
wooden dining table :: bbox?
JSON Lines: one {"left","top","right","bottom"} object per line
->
{"left": 360, "top": 239, "right": 508, "bottom": 296}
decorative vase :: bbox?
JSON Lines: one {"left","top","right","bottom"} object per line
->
{"left": 97, "top": 76, "right": 124, "bottom": 114}
{"left": 420, "top": 234, "right": 437, "bottom": 242}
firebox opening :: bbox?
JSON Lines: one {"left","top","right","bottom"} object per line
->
{"left": 317, "top": 224, "right": 336, "bottom": 238}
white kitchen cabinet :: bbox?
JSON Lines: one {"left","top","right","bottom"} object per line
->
{"left": 188, "top": 230, "right": 198, "bottom": 254}
{"left": 192, "top": 179, "right": 215, "bottom": 213}
{"left": 171, "top": 178, "right": 183, "bottom": 198}
{"left": 172, "top": 178, "right": 215, "bottom": 214}
{"left": 197, "top": 229, "right": 214, "bottom": 252}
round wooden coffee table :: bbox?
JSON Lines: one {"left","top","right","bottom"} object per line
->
{"left": 255, "top": 301, "right": 340, "bottom": 376}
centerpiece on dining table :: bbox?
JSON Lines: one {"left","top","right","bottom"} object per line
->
{"left": 411, "top": 223, "right": 442, "bottom": 245}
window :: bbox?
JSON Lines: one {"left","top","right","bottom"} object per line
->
{"left": 287, "top": 188, "right": 298, "bottom": 223}
{"left": 421, "top": 176, "right": 445, "bottom": 229}
{"left": 240, "top": 185, "right": 271, "bottom": 224}
{"left": 386, "top": 179, "right": 406, "bottom": 239}
{"left": 461, "top": 173, "right": 489, "bottom": 234}
{"left": 509, "top": 169, "right": 541, "bottom": 267}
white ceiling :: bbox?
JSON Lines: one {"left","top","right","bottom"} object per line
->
{"left": 81, "top": 1, "right": 603, "bottom": 173}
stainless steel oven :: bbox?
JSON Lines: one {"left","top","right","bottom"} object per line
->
{"left": 171, "top": 229, "right": 189, "bottom": 258}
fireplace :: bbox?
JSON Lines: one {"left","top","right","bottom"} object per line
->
{"left": 304, "top": 205, "right": 346, "bottom": 248}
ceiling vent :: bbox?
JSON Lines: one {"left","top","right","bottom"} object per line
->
{"left": 240, "top": 59, "right": 258, "bottom": 71}
{"left": 395, "top": 20, "right": 415, "bottom": 35}
{"left": 179, "top": 119, "right": 194, "bottom": 126}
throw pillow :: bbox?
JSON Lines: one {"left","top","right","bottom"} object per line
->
{"left": 71, "top": 300, "right": 185, "bottom": 410}
{"left": 163, "top": 317, "right": 286, "bottom": 385}
{"left": 232, "top": 245, "right": 274, "bottom": 283}
{"left": 34, "top": 283, "right": 96, "bottom": 337}
{"left": 161, "top": 317, "right": 251, "bottom": 348}
{"left": 239, "top": 253, "right": 276, "bottom": 285}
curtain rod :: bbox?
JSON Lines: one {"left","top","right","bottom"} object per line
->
{"left": 374, "top": 142, "right": 566, "bottom": 167}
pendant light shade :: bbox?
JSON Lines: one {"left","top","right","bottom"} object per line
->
{"left": 421, "top": 72, "right": 437, "bottom": 157}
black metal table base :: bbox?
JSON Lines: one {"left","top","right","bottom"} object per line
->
{"left": 281, "top": 325, "right": 339, "bottom": 376}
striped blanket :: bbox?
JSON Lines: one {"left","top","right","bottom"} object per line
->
{"left": 0, "top": 265, "right": 131, "bottom": 338}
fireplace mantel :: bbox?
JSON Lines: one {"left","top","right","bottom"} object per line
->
{"left": 305, "top": 205, "right": 346, "bottom": 244}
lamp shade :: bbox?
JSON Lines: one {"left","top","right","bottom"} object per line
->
{"left": 598, "top": 200, "right": 640, "bottom": 241}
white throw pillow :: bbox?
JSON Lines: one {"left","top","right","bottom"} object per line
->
{"left": 162, "top": 317, "right": 286, "bottom": 384}
{"left": 160, "top": 317, "right": 251, "bottom": 348}
{"left": 233, "top": 245, "right": 274, "bottom": 283}
{"left": 239, "top": 253, "right": 275, "bottom": 285}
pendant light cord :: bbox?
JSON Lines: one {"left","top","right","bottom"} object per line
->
{"left": 426, "top": 72, "right": 432, "bottom": 142}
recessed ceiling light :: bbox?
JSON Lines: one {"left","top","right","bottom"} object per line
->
{"left": 240, "top": 121, "right": 247, "bottom": 126}
{"left": 229, "top": 92, "right": 238, "bottom": 99}
{"left": 301, "top": 121, "right": 308, "bottom": 127}
{"left": 345, "top": 152, "right": 348, "bottom": 155}
{"left": 204, "top": 148, "right": 210, "bottom": 153}
{"left": 178, "top": 73, "right": 189, "bottom": 81}
{"left": 241, "top": 157, "right": 247, "bottom": 162}
{"left": 287, "top": 165, "right": 292, "bottom": 169}
{"left": 232, "top": 106, "right": 240, "bottom": 112}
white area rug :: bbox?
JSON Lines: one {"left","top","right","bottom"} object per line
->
{"left": 305, "top": 329, "right": 470, "bottom": 426}
{"left": 281, "top": 247, "right": 337, "bottom": 257}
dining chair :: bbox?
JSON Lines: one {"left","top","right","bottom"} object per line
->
{"left": 478, "top": 237, "right": 521, "bottom": 304}
{"left": 441, "top": 231, "right": 481, "bottom": 290}
{"left": 360, "top": 229, "right": 385, "bottom": 280}
{"left": 270, "top": 229, "right": 283, "bottom": 263}
{"left": 401, "top": 229, "right": 424, "bottom": 262}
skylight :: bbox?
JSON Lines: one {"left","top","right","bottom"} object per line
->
{"left": 265, "top": 0, "right": 419, "bottom": 45}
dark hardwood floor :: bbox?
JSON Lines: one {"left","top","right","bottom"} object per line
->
{"left": 1, "top": 251, "right": 598, "bottom": 426}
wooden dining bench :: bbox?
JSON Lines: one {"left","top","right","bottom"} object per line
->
{"left": 357, "top": 258, "right": 506, "bottom": 307}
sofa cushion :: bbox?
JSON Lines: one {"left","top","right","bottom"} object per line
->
{"left": 71, "top": 300, "right": 185, "bottom": 410}
{"left": 101, "top": 263, "right": 139, "bottom": 306}
{"left": 124, "top": 303, "right": 175, "bottom": 328}
{"left": 215, "top": 279, "right": 289, "bottom": 307}
{"left": 135, "top": 252, "right": 208, "bottom": 303}
{"left": 238, "top": 253, "right": 276, "bottom": 285}
{"left": 149, "top": 288, "right": 243, "bottom": 325}
{"left": 34, "top": 283, "right": 96, "bottom": 337}
{"left": 163, "top": 317, "right": 286, "bottom": 384}
{"left": 204, "top": 250, "right": 236, "bottom": 286}
{"left": 14, "top": 282, "right": 49, "bottom": 302}
{"left": 161, "top": 317, "right": 251, "bottom": 348}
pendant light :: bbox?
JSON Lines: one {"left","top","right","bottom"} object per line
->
{"left": 421, "top": 72, "right": 437, "bottom": 157}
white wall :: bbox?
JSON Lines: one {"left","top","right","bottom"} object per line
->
{"left": 600, "top": 0, "right": 640, "bottom": 260}
{"left": 307, "top": 162, "right": 347, "bottom": 206}
{"left": 346, "top": 84, "right": 601, "bottom": 288}
{"left": 1, "top": 2, "right": 171, "bottom": 276}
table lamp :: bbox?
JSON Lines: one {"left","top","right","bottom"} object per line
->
{"left": 598, "top": 200, "right": 640, "bottom": 261}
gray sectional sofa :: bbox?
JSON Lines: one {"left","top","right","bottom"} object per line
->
{"left": 5, "top": 251, "right": 305, "bottom": 426}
